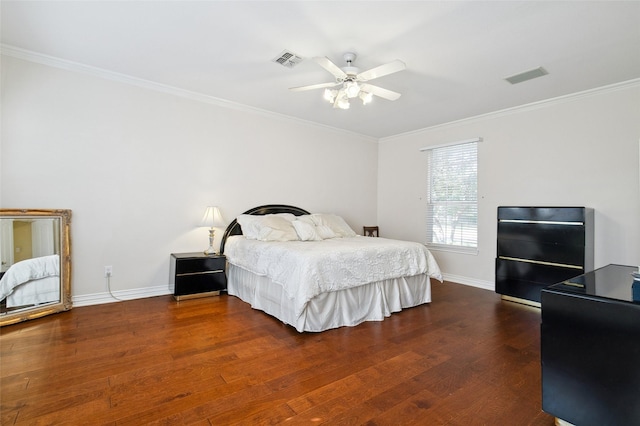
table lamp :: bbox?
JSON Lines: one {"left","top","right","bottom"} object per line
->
{"left": 200, "top": 206, "right": 226, "bottom": 255}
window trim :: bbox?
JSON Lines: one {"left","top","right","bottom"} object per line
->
{"left": 419, "top": 137, "right": 482, "bottom": 152}
{"left": 426, "top": 243, "right": 479, "bottom": 256}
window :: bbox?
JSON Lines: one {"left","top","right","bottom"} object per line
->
{"left": 423, "top": 138, "right": 480, "bottom": 252}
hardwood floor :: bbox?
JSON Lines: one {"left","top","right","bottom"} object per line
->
{"left": 1, "top": 281, "right": 555, "bottom": 425}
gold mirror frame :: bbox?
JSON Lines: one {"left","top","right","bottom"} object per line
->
{"left": 0, "top": 209, "right": 72, "bottom": 326}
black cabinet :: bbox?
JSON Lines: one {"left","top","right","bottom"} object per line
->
{"left": 170, "top": 252, "right": 227, "bottom": 300}
{"left": 541, "top": 264, "right": 640, "bottom": 425}
{"left": 495, "top": 206, "right": 593, "bottom": 304}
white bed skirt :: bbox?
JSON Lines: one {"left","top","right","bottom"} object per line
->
{"left": 227, "top": 264, "right": 432, "bottom": 332}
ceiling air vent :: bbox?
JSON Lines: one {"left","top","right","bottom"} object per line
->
{"left": 272, "top": 50, "right": 304, "bottom": 68}
{"left": 505, "top": 67, "right": 548, "bottom": 84}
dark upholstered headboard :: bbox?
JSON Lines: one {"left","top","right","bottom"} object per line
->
{"left": 219, "top": 204, "right": 310, "bottom": 254}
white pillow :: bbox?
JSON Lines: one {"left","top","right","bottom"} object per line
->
{"left": 315, "top": 224, "right": 337, "bottom": 239}
{"left": 237, "top": 213, "right": 297, "bottom": 240}
{"left": 258, "top": 215, "right": 299, "bottom": 241}
{"left": 297, "top": 215, "right": 316, "bottom": 225}
{"left": 274, "top": 213, "right": 297, "bottom": 222}
{"left": 236, "top": 214, "right": 262, "bottom": 239}
{"left": 311, "top": 213, "right": 356, "bottom": 238}
{"left": 292, "top": 220, "right": 323, "bottom": 241}
{"left": 295, "top": 215, "right": 337, "bottom": 239}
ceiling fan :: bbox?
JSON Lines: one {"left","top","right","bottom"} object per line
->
{"left": 289, "top": 52, "right": 406, "bottom": 110}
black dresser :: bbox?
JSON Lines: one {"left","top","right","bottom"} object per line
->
{"left": 495, "top": 206, "right": 594, "bottom": 305}
{"left": 541, "top": 264, "right": 640, "bottom": 425}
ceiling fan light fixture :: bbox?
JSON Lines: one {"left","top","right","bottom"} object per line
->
{"left": 360, "top": 91, "right": 373, "bottom": 105}
{"left": 344, "top": 81, "right": 360, "bottom": 98}
{"left": 323, "top": 88, "right": 337, "bottom": 103}
{"left": 336, "top": 95, "right": 350, "bottom": 110}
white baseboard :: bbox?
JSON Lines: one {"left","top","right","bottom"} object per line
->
{"left": 72, "top": 285, "right": 172, "bottom": 307}
{"left": 71, "top": 275, "right": 494, "bottom": 308}
{"left": 442, "top": 273, "right": 494, "bottom": 292}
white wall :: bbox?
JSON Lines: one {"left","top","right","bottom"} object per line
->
{"left": 3, "top": 55, "right": 638, "bottom": 303}
{"left": 378, "top": 82, "right": 640, "bottom": 288}
{"left": 1, "top": 56, "right": 378, "bottom": 303}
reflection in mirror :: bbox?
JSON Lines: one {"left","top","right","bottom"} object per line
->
{"left": 0, "top": 209, "right": 72, "bottom": 326}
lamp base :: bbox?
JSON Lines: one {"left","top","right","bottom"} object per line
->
{"left": 204, "top": 228, "right": 217, "bottom": 255}
{"left": 204, "top": 246, "right": 218, "bottom": 256}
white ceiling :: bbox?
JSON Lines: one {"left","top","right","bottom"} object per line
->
{"left": 2, "top": 1, "right": 639, "bottom": 139}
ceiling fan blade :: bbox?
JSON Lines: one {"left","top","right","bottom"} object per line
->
{"left": 360, "top": 83, "right": 402, "bottom": 101}
{"left": 357, "top": 59, "right": 406, "bottom": 81}
{"left": 313, "top": 56, "right": 348, "bottom": 80}
{"left": 289, "top": 82, "right": 341, "bottom": 92}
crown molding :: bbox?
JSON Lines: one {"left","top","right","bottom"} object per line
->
{"left": 3, "top": 44, "right": 635, "bottom": 144}
{"left": 380, "top": 77, "right": 640, "bottom": 142}
{"left": 0, "top": 44, "right": 377, "bottom": 143}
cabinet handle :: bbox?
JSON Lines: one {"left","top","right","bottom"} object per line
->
{"left": 498, "top": 219, "right": 584, "bottom": 226}
{"left": 177, "top": 270, "right": 224, "bottom": 277}
{"left": 561, "top": 280, "right": 585, "bottom": 288}
{"left": 498, "top": 256, "right": 582, "bottom": 270}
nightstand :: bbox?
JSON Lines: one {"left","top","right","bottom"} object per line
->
{"left": 169, "top": 252, "right": 227, "bottom": 300}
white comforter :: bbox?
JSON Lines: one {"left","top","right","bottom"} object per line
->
{"left": 224, "top": 236, "right": 442, "bottom": 317}
{"left": 0, "top": 255, "right": 60, "bottom": 307}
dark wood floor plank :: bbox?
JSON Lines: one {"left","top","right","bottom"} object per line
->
{"left": 287, "top": 351, "right": 423, "bottom": 414}
{"left": 283, "top": 350, "right": 450, "bottom": 424}
{"left": 0, "top": 281, "right": 555, "bottom": 425}
{"left": 369, "top": 387, "right": 452, "bottom": 426}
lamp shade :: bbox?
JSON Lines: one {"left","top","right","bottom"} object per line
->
{"left": 200, "top": 206, "right": 226, "bottom": 228}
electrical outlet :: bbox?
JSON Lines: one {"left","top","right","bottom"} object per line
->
{"left": 104, "top": 265, "right": 113, "bottom": 277}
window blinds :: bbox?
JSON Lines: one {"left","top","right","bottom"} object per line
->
{"left": 424, "top": 139, "right": 479, "bottom": 250}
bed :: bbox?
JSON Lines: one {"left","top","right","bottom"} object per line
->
{"left": 220, "top": 205, "right": 442, "bottom": 332}
{"left": 0, "top": 254, "right": 60, "bottom": 310}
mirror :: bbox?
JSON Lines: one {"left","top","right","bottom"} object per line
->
{"left": 0, "top": 209, "right": 72, "bottom": 326}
